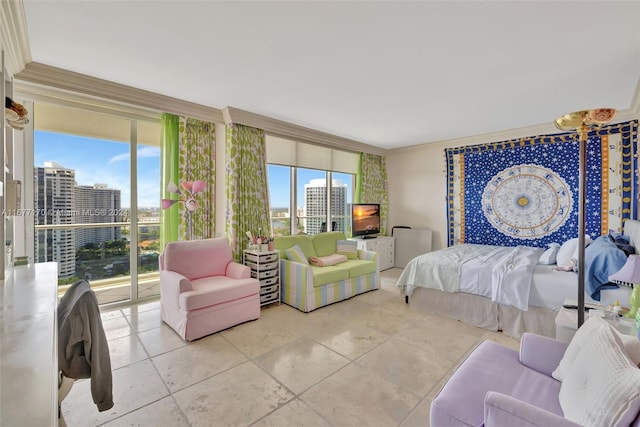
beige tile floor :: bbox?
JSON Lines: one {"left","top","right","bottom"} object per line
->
{"left": 58, "top": 268, "right": 520, "bottom": 427}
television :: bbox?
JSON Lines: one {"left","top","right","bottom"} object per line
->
{"left": 351, "top": 203, "right": 381, "bottom": 239}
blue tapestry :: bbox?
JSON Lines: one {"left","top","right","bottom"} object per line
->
{"left": 446, "top": 121, "right": 638, "bottom": 247}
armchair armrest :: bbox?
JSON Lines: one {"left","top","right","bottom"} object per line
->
{"left": 226, "top": 261, "right": 251, "bottom": 279}
{"left": 280, "top": 258, "right": 313, "bottom": 289}
{"left": 519, "top": 333, "right": 568, "bottom": 377}
{"left": 358, "top": 249, "right": 377, "bottom": 262}
{"left": 160, "top": 270, "right": 193, "bottom": 308}
{"left": 484, "top": 392, "right": 580, "bottom": 427}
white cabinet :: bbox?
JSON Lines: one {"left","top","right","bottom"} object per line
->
{"left": 244, "top": 250, "right": 280, "bottom": 307}
{"left": 350, "top": 236, "right": 395, "bottom": 271}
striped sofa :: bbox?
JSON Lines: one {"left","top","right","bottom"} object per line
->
{"left": 274, "top": 231, "right": 380, "bottom": 312}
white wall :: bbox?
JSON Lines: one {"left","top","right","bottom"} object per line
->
{"left": 387, "top": 117, "right": 640, "bottom": 251}
{"left": 387, "top": 140, "right": 454, "bottom": 250}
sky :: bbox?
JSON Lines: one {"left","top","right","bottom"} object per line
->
{"left": 267, "top": 165, "right": 353, "bottom": 209}
{"left": 35, "top": 130, "right": 353, "bottom": 210}
{"left": 35, "top": 130, "right": 160, "bottom": 209}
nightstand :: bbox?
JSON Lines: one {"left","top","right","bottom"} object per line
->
{"left": 555, "top": 298, "right": 637, "bottom": 342}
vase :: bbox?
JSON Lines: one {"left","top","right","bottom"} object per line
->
{"left": 627, "top": 284, "right": 640, "bottom": 319}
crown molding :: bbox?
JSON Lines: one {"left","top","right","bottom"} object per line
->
{"left": 0, "top": 0, "right": 31, "bottom": 77}
{"left": 15, "top": 62, "right": 224, "bottom": 123}
{"left": 223, "top": 106, "right": 386, "bottom": 156}
{"left": 13, "top": 80, "right": 161, "bottom": 122}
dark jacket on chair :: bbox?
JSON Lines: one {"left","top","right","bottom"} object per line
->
{"left": 58, "top": 280, "right": 114, "bottom": 412}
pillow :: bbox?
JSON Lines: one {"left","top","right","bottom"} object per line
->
{"left": 284, "top": 244, "right": 309, "bottom": 265}
{"left": 553, "top": 316, "right": 640, "bottom": 382}
{"left": 539, "top": 242, "right": 560, "bottom": 265}
{"left": 337, "top": 239, "right": 358, "bottom": 260}
{"left": 309, "top": 254, "right": 348, "bottom": 267}
{"left": 556, "top": 235, "right": 592, "bottom": 267}
{"left": 610, "top": 232, "right": 637, "bottom": 257}
{"left": 558, "top": 324, "right": 640, "bottom": 427}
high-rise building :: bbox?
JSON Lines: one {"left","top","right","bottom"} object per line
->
{"left": 75, "top": 183, "right": 122, "bottom": 249}
{"left": 34, "top": 163, "right": 123, "bottom": 279}
{"left": 304, "top": 178, "right": 347, "bottom": 234}
{"left": 34, "top": 161, "right": 76, "bottom": 278}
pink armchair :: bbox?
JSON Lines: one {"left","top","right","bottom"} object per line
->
{"left": 159, "top": 238, "right": 260, "bottom": 341}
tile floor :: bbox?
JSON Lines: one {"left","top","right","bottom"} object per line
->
{"left": 58, "top": 268, "right": 520, "bottom": 427}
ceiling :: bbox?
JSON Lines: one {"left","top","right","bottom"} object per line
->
{"left": 20, "top": 1, "right": 640, "bottom": 150}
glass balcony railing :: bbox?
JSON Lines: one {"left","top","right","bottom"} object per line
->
{"left": 271, "top": 215, "right": 351, "bottom": 237}
{"left": 34, "top": 221, "right": 160, "bottom": 305}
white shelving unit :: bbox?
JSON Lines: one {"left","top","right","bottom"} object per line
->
{"left": 243, "top": 249, "right": 280, "bottom": 307}
{"left": 350, "top": 235, "right": 395, "bottom": 271}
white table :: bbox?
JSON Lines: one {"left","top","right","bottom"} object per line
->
{"left": 0, "top": 262, "right": 59, "bottom": 426}
{"left": 555, "top": 298, "right": 637, "bottom": 342}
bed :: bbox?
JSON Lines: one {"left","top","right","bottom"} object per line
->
{"left": 396, "top": 220, "right": 640, "bottom": 339}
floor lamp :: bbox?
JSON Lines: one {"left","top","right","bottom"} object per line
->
{"left": 554, "top": 108, "right": 617, "bottom": 327}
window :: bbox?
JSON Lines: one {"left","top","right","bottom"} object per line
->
{"left": 28, "top": 101, "right": 161, "bottom": 305}
{"left": 266, "top": 136, "right": 358, "bottom": 237}
{"left": 267, "top": 164, "right": 292, "bottom": 236}
{"left": 269, "top": 166, "right": 355, "bottom": 236}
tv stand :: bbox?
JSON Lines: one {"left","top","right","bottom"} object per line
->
{"left": 348, "top": 235, "right": 395, "bottom": 271}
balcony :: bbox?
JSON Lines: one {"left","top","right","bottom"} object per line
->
{"left": 34, "top": 221, "right": 160, "bottom": 306}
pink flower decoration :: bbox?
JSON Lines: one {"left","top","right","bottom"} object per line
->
{"left": 192, "top": 180, "right": 206, "bottom": 194}
{"left": 162, "top": 180, "right": 206, "bottom": 211}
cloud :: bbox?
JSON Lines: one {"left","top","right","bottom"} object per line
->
{"left": 108, "top": 152, "right": 129, "bottom": 165}
{"left": 108, "top": 146, "right": 160, "bottom": 165}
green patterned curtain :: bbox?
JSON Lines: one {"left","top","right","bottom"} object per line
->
{"left": 160, "top": 113, "right": 179, "bottom": 249}
{"left": 355, "top": 153, "right": 389, "bottom": 235}
{"left": 225, "top": 124, "right": 270, "bottom": 261}
{"left": 177, "top": 117, "right": 216, "bottom": 240}
{"left": 161, "top": 114, "right": 215, "bottom": 245}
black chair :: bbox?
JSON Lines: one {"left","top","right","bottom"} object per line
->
{"left": 321, "top": 221, "right": 338, "bottom": 232}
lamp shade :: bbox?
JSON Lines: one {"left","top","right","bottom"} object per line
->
{"left": 609, "top": 254, "right": 640, "bottom": 284}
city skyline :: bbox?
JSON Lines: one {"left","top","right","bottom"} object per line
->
{"left": 35, "top": 130, "right": 160, "bottom": 209}
{"left": 267, "top": 165, "right": 353, "bottom": 209}
{"left": 35, "top": 130, "right": 353, "bottom": 211}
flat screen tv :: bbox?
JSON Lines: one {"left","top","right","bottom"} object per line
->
{"left": 351, "top": 203, "right": 381, "bottom": 239}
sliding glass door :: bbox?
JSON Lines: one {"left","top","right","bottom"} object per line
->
{"left": 30, "top": 101, "right": 160, "bottom": 306}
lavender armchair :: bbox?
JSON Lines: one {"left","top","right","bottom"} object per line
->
{"left": 431, "top": 333, "right": 640, "bottom": 426}
{"left": 159, "top": 238, "right": 260, "bottom": 341}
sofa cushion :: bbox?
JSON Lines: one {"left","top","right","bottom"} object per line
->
{"left": 312, "top": 231, "right": 346, "bottom": 257}
{"left": 343, "top": 259, "right": 377, "bottom": 277}
{"left": 553, "top": 316, "right": 640, "bottom": 382}
{"left": 559, "top": 323, "right": 640, "bottom": 427}
{"left": 179, "top": 276, "right": 260, "bottom": 311}
{"left": 337, "top": 239, "right": 358, "bottom": 259}
{"left": 284, "top": 245, "right": 309, "bottom": 265}
{"left": 275, "top": 235, "right": 317, "bottom": 260}
{"left": 311, "top": 265, "right": 350, "bottom": 287}
{"left": 431, "top": 340, "right": 562, "bottom": 427}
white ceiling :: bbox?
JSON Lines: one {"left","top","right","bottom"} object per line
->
{"left": 20, "top": 1, "right": 640, "bottom": 150}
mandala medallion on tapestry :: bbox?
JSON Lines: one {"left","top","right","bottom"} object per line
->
{"left": 481, "top": 164, "right": 572, "bottom": 239}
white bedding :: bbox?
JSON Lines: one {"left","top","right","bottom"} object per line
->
{"left": 529, "top": 264, "right": 631, "bottom": 310}
{"left": 398, "top": 244, "right": 543, "bottom": 311}
{"left": 397, "top": 244, "right": 632, "bottom": 312}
